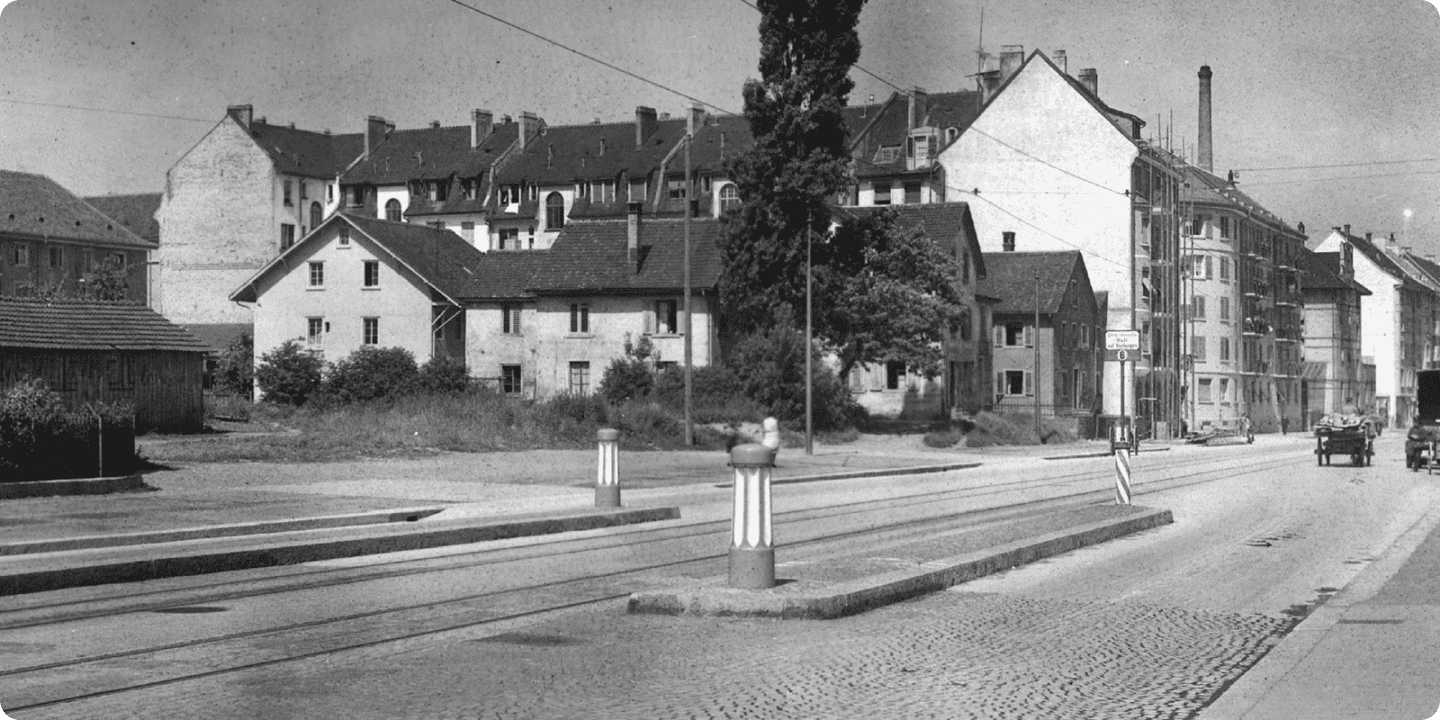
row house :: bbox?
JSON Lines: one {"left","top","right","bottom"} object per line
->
{"left": 156, "top": 104, "right": 365, "bottom": 349}
{"left": 978, "top": 251, "right": 1104, "bottom": 431}
{"left": 1313, "top": 226, "right": 1431, "bottom": 427}
{"left": 0, "top": 170, "right": 154, "bottom": 303}
{"left": 1299, "top": 247, "right": 1373, "bottom": 425}
{"left": 934, "top": 49, "right": 1184, "bottom": 434}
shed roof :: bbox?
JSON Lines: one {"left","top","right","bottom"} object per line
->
{"left": 0, "top": 170, "right": 155, "bottom": 249}
{"left": 0, "top": 297, "right": 208, "bottom": 352}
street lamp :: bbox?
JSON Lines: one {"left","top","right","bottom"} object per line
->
{"left": 1034, "top": 269, "right": 1042, "bottom": 442}
{"left": 805, "top": 222, "right": 814, "bottom": 456}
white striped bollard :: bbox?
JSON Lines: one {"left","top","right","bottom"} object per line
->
{"left": 1113, "top": 446, "right": 1132, "bottom": 505}
{"left": 729, "top": 443, "right": 776, "bottom": 589}
{"left": 595, "top": 428, "right": 621, "bottom": 508}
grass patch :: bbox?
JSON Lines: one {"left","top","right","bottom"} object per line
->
{"left": 961, "top": 412, "right": 1079, "bottom": 447}
{"left": 922, "top": 427, "right": 964, "bottom": 448}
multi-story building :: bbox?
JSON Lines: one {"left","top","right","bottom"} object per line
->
{"left": 935, "top": 48, "right": 1183, "bottom": 434}
{"left": 843, "top": 86, "right": 982, "bottom": 207}
{"left": 1299, "top": 247, "right": 1372, "bottom": 425}
{"left": 978, "top": 251, "right": 1103, "bottom": 431}
{"left": 0, "top": 170, "right": 154, "bottom": 303}
{"left": 155, "top": 105, "right": 366, "bottom": 339}
{"left": 1313, "top": 226, "right": 1429, "bottom": 427}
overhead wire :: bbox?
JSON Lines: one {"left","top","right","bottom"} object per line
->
{"left": 0, "top": 98, "right": 214, "bottom": 124}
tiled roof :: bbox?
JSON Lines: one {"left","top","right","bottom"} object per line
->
{"left": 527, "top": 218, "right": 724, "bottom": 293}
{"left": 1180, "top": 165, "right": 1301, "bottom": 235}
{"left": 243, "top": 120, "right": 364, "bottom": 179}
{"left": 83, "top": 193, "right": 161, "bottom": 243}
{"left": 976, "top": 251, "right": 1084, "bottom": 314}
{"left": 495, "top": 118, "right": 689, "bottom": 188}
{"left": 341, "top": 214, "right": 489, "bottom": 301}
{"left": 834, "top": 202, "right": 985, "bottom": 279}
{"left": 683, "top": 115, "right": 755, "bottom": 176}
{"left": 342, "top": 123, "right": 519, "bottom": 188}
{"left": 848, "top": 90, "right": 983, "bottom": 178}
{"left": 0, "top": 297, "right": 208, "bottom": 352}
{"left": 1341, "top": 230, "right": 1428, "bottom": 290}
{"left": 459, "top": 250, "right": 552, "bottom": 300}
{"left": 0, "top": 170, "right": 155, "bottom": 249}
{"left": 1300, "top": 251, "right": 1370, "bottom": 295}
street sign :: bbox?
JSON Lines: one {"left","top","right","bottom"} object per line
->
{"left": 1105, "top": 330, "right": 1141, "bottom": 351}
{"left": 1115, "top": 349, "right": 1129, "bottom": 362}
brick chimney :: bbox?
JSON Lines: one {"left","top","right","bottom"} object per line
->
{"left": 979, "top": 70, "right": 1003, "bottom": 103}
{"left": 364, "top": 115, "right": 389, "bottom": 158}
{"left": 518, "top": 111, "right": 541, "bottom": 148}
{"left": 1078, "top": 68, "right": 1098, "bottom": 97}
{"left": 687, "top": 103, "right": 705, "bottom": 135}
{"left": 227, "top": 104, "right": 253, "bottom": 129}
{"left": 1198, "top": 66, "right": 1214, "bottom": 172}
{"left": 635, "top": 106, "right": 658, "bottom": 147}
{"left": 471, "top": 109, "right": 493, "bottom": 148}
{"left": 626, "top": 201, "right": 643, "bottom": 270}
{"left": 999, "top": 45, "right": 1025, "bottom": 81}
{"left": 1053, "top": 50, "right": 1067, "bottom": 74}
{"left": 906, "top": 87, "right": 928, "bottom": 130}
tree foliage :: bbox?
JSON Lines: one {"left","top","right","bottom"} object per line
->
{"left": 720, "top": 0, "right": 867, "bottom": 335}
{"left": 79, "top": 255, "right": 131, "bottom": 302}
{"left": 323, "top": 346, "right": 420, "bottom": 403}
{"left": 215, "top": 332, "right": 254, "bottom": 397}
{"left": 255, "top": 340, "right": 324, "bottom": 405}
{"left": 818, "top": 209, "right": 966, "bottom": 379}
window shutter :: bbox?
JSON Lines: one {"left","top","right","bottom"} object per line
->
{"left": 1205, "top": 256, "right": 1213, "bottom": 278}
{"left": 1024, "top": 370, "right": 1034, "bottom": 396}
{"left": 993, "top": 325, "right": 1004, "bottom": 346}
{"left": 869, "top": 365, "right": 883, "bottom": 391}
{"left": 644, "top": 306, "right": 654, "bottom": 334}
{"left": 996, "top": 372, "right": 1005, "bottom": 397}
{"left": 1024, "top": 325, "right": 1034, "bottom": 348}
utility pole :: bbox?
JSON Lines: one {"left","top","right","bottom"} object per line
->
{"left": 683, "top": 129, "right": 694, "bottom": 446}
{"left": 805, "top": 223, "right": 814, "bottom": 456}
{"left": 1034, "top": 269, "right": 1042, "bottom": 442}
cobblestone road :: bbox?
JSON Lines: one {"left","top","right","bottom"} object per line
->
{"left": 22, "top": 592, "right": 1290, "bottom": 720}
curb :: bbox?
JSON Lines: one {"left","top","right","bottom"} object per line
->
{"left": 0, "top": 507, "right": 447, "bottom": 556}
{"left": 715, "top": 462, "right": 982, "bottom": 488}
{"left": 0, "top": 506, "right": 680, "bottom": 597}
{"left": 628, "top": 506, "right": 1172, "bottom": 619}
{"left": 0, "top": 473, "right": 145, "bottom": 499}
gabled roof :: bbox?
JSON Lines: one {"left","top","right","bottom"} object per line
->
{"left": 495, "top": 118, "right": 689, "bottom": 188}
{"left": 1300, "top": 251, "right": 1370, "bottom": 295}
{"left": 976, "top": 251, "right": 1086, "bottom": 314}
{"left": 978, "top": 51, "right": 1145, "bottom": 147}
{"left": 1405, "top": 252, "right": 1440, "bottom": 290}
{"left": 459, "top": 250, "right": 552, "bottom": 301}
{"left": 241, "top": 119, "right": 364, "bottom": 179}
{"left": 342, "top": 123, "right": 520, "bottom": 187}
{"left": 1337, "top": 229, "right": 1429, "bottom": 291}
{"left": 0, "top": 170, "right": 155, "bottom": 249}
{"left": 833, "top": 202, "right": 986, "bottom": 279}
{"left": 847, "top": 90, "right": 983, "bottom": 178}
{"left": 1180, "top": 164, "right": 1302, "bottom": 236}
{"left": 0, "top": 297, "right": 208, "bottom": 352}
{"left": 83, "top": 193, "right": 162, "bottom": 244}
{"left": 230, "top": 213, "right": 487, "bottom": 304}
{"left": 527, "top": 218, "right": 724, "bottom": 293}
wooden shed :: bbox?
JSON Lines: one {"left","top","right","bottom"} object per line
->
{"left": 0, "top": 297, "right": 209, "bottom": 433}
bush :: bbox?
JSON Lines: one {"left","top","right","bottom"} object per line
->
{"left": 418, "top": 354, "right": 471, "bottom": 394}
{"left": 653, "top": 365, "right": 766, "bottom": 425}
{"left": 214, "top": 332, "right": 254, "bottom": 398}
{"left": 599, "top": 356, "right": 653, "bottom": 404}
{"left": 256, "top": 340, "right": 324, "bottom": 405}
{"left": 727, "top": 321, "right": 863, "bottom": 431}
{"left": 923, "top": 427, "right": 963, "bottom": 448}
{"left": 323, "top": 346, "right": 420, "bottom": 403}
{"left": 0, "top": 378, "right": 135, "bottom": 480}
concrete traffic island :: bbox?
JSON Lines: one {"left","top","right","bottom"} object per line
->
{"left": 629, "top": 503, "right": 1172, "bottom": 620}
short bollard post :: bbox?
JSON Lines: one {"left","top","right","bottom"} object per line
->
{"left": 728, "top": 443, "right": 776, "bottom": 589}
{"left": 595, "top": 428, "right": 621, "bottom": 508}
{"left": 1113, "top": 447, "right": 1132, "bottom": 505}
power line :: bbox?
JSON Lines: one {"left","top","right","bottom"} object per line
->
{"left": 1239, "top": 168, "right": 1440, "bottom": 187}
{"left": 966, "top": 127, "right": 1128, "bottom": 196}
{"left": 1234, "top": 157, "right": 1440, "bottom": 173}
{"left": 732, "top": 0, "right": 912, "bottom": 98}
{"left": 0, "top": 98, "right": 213, "bottom": 124}
{"left": 954, "top": 186, "right": 1129, "bottom": 270}
{"left": 441, "top": 0, "right": 740, "bottom": 117}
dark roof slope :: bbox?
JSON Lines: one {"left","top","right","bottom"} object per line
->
{"left": 976, "top": 251, "right": 1084, "bottom": 314}
{"left": 343, "top": 123, "right": 519, "bottom": 186}
{"left": 1301, "top": 251, "right": 1371, "bottom": 295}
{"left": 684, "top": 115, "right": 755, "bottom": 176}
{"left": 1340, "top": 230, "right": 1427, "bottom": 290}
{"left": 243, "top": 120, "right": 364, "bottom": 179}
{"left": 342, "top": 214, "right": 489, "bottom": 300}
{"left": 1180, "top": 164, "right": 1300, "bottom": 235}
{"left": 834, "top": 202, "right": 985, "bottom": 278}
{"left": 0, "top": 170, "right": 155, "bottom": 249}
{"left": 460, "top": 250, "right": 552, "bottom": 300}
{"left": 83, "top": 193, "right": 161, "bottom": 243}
{"left": 528, "top": 218, "right": 724, "bottom": 293}
{"left": 848, "top": 90, "right": 983, "bottom": 178}
{"left": 0, "top": 297, "right": 208, "bottom": 352}
{"left": 495, "top": 119, "right": 689, "bottom": 187}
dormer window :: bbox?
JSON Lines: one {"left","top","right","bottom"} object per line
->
{"left": 906, "top": 129, "right": 934, "bottom": 170}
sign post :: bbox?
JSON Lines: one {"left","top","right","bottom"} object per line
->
{"left": 1104, "top": 331, "right": 1141, "bottom": 502}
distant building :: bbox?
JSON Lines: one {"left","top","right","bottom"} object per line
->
{"left": 0, "top": 297, "right": 208, "bottom": 432}
{"left": 843, "top": 87, "right": 982, "bottom": 207}
{"left": 1299, "top": 248, "right": 1371, "bottom": 425}
{"left": 0, "top": 170, "right": 154, "bottom": 303}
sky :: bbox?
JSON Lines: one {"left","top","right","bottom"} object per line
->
{"left": 1, "top": 0, "right": 1438, "bottom": 252}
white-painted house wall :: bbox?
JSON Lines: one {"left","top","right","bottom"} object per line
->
{"left": 938, "top": 58, "right": 1139, "bottom": 415}
{"left": 1314, "top": 230, "right": 1401, "bottom": 423}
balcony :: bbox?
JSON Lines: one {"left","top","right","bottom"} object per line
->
{"left": 1242, "top": 317, "right": 1271, "bottom": 336}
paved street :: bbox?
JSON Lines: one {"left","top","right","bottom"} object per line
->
{"left": 5, "top": 434, "right": 1436, "bottom": 719}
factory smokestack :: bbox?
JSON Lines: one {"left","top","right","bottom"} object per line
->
{"left": 1198, "top": 65, "right": 1213, "bottom": 172}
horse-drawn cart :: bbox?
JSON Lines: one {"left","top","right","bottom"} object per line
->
{"left": 1314, "top": 416, "right": 1375, "bottom": 466}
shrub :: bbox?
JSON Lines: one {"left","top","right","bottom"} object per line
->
{"left": 255, "top": 340, "right": 324, "bottom": 405}
{"left": 323, "top": 346, "right": 420, "bottom": 403}
{"left": 727, "top": 321, "right": 863, "bottom": 431}
{"left": 653, "top": 365, "right": 765, "bottom": 424}
{"left": 599, "top": 356, "right": 653, "bottom": 404}
{"left": 214, "top": 332, "right": 254, "bottom": 398}
{"left": 0, "top": 378, "right": 135, "bottom": 480}
{"left": 923, "top": 427, "right": 963, "bottom": 448}
{"left": 418, "top": 354, "right": 471, "bottom": 394}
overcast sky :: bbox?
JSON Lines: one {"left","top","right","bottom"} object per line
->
{"left": 1, "top": 0, "right": 1437, "bottom": 251}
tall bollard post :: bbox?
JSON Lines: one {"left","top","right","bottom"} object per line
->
{"left": 595, "top": 428, "right": 621, "bottom": 508}
{"left": 1112, "top": 425, "right": 1132, "bottom": 505}
{"left": 728, "top": 443, "right": 776, "bottom": 589}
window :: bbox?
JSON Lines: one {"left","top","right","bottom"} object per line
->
{"left": 1002, "top": 370, "right": 1032, "bottom": 396}
{"left": 594, "top": 179, "right": 615, "bottom": 203}
{"left": 903, "top": 181, "right": 922, "bottom": 204}
{"left": 886, "top": 361, "right": 906, "bottom": 390}
{"left": 546, "top": 192, "right": 565, "bottom": 229}
{"left": 652, "top": 299, "right": 678, "bottom": 334}
{"left": 1220, "top": 337, "right": 1231, "bottom": 361}
{"left": 1193, "top": 296, "right": 1206, "bottom": 319}
{"left": 1220, "top": 257, "right": 1231, "bottom": 281}
{"left": 111, "top": 252, "right": 127, "bottom": 268}
{"left": 385, "top": 199, "right": 402, "bottom": 222}
{"left": 1081, "top": 324, "right": 1089, "bottom": 347}
{"left": 502, "top": 365, "right": 523, "bottom": 395}
{"left": 350, "top": 186, "right": 364, "bottom": 207}
{"left": 310, "top": 202, "right": 322, "bottom": 230}
{"left": 528, "top": 228, "right": 535, "bottom": 249}
{"left": 363, "top": 317, "right": 379, "bottom": 345}
{"left": 849, "top": 366, "right": 865, "bottom": 390}
{"left": 569, "top": 361, "right": 591, "bottom": 395}
{"left": 281, "top": 224, "right": 296, "bottom": 250}
{"left": 502, "top": 304, "right": 521, "bottom": 334}
{"left": 338, "top": 227, "right": 350, "bottom": 246}
{"left": 1002, "top": 231, "right": 1016, "bottom": 252}
{"left": 959, "top": 307, "right": 972, "bottom": 340}
{"left": 327, "top": 185, "right": 334, "bottom": 202}
{"left": 433, "top": 181, "right": 448, "bottom": 202}
{"left": 284, "top": 180, "right": 293, "bottom": 206}
{"left": 1199, "top": 378, "right": 1213, "bottom": 403}
{"left": 461, "top": 221, "right": 475, "bottom": 244}
{"left": 569, "top": 303, "right": 590, "bottom": 333}
{"left": 1193, "top": 335, "right": 1206, "bottom": 362}
{"left": 961, "top": 250, "right": 971, "bottom": 284}
{"left": 363, "top": 260, "right": 380, "bottom": 288}
{"left": 299, "top": 182, "right": 308, "bottom": 200}
{"left": 48, "top": 246, "right": 62, "bottom": 268}
{"left": 1190, "top": 255, "right": 1205, "bottom": 278}
{"left": 873, "top": 182, "right": 892, "bottom": 206}
{"left": 667, "top": 177, "right": 687, "bottom": 200}
{"left": 308, "top": 261, "right": 324, "bottom": 287}
{"left": 1220, "top": 297, "right": 1230, "bottom": 321}
{"left": 1219, "top": 378, "right": 1231, "bottom": 403}
{"left": 1219, "top": 216, "right": 1231, "bottom": 238}
{"left": 1001, "top": 322, "right": 1030, "bottom": 347}
{"left": 719, "top": 184, "right": 740, "bottom": 212}
{"left": 629, "top": 179, "right": 647, "bottom": 203}
{"left": 499, "top": 228, "right": 518, "bottom": 250}
{"left": 307, "top": 317, "right": 324, "bottom": 347}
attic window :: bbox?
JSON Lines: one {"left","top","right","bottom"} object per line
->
{"left": 946, "top": 127, "right": 959, "bottom": 143}
{"left": 873, "top": 146, "right": 902, "bottom": 164}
